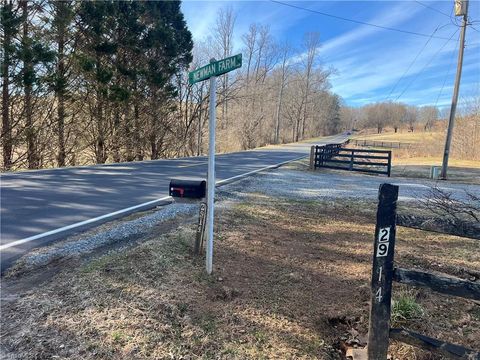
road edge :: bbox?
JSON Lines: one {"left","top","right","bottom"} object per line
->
{"left": 1, "top": 155, "right": 307, "bottom": 254}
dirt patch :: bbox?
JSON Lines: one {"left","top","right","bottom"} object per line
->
{"left": 1, "top": 194, "right": 479, "bottom": 359}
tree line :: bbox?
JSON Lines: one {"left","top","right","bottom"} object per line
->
{"left": 1, "top": 1, "right": 346, "bottom": 171}
{"left": 2, "top": 0, "right": 192, "bottom": 170}
{"left": 2, "top": 1, "right": 467, "bottom": 172}
{"left": 341, "top": 102, "right": 440, "bottom": 134}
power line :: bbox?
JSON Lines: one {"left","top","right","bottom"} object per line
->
{"left": 394, "top": 29, "right": 459, "bottom": 102}
{"left": 470, "top": 25, "right": 480, "bottom": 33}
{"left": 384, "top": 24, "right": 443, "bottom": 101}
{"left": 270, "top": 0, "right": 455, "bottom": 41}
{"left": 414, "top": 0, "right": 451, "bottom": 18}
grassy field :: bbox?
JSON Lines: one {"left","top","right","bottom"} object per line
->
{"left": 351, "top": 130, "right": 441, "bottom": 144}
{"left": 351, "top": 128, "right": 480, "bottom": 183}
{"left": 2, "top": 191, "right": 479, "bottom": 359}
{"left": 391, "top": 159, "right": 480, "bottom": 184}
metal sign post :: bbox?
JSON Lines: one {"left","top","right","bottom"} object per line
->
{"left": 206, "top": 61, "right": 216, "bottom": 274}
{"left": 188, "top": 54, "right": 242, "bottom": 274}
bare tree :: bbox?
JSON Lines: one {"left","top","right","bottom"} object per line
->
{"left": 242, "top": 23, "right": 257, "bottom": 84}
{"left": 404, "top": 105, "right": 418, "bottom": 132}
{"left": 300, "top": 32, "right": 320, "bottom": 140}
{"left": 273, "top": 41, "right": 291, "bottom": 144}
{"left": 365, "top": 103, "right": 386, "bottom": 134}
{"left": 389, "top": 102, "right": 407, "bottom": 133}
{"left": 418, "top": 106, "right": 438, "bottom": 132}
{"left": 213, "top": 6, "right": 236, "bottom": 129}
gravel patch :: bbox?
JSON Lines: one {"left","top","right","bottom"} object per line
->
{"left": 220, "top": 168, "right": 480, "bottom": 203}
{"left": 10, "top": 203, "right": 198, "bottom": 273}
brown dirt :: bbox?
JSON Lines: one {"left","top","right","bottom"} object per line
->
{"left": 1, "top": 195, "right": 479, "bottom": 359}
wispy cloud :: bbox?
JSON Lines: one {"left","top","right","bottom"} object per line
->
{"left": 182, "top": 0, "right": 480, "bottom": 107}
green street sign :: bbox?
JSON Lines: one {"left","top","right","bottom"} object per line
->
{"left": 189, "top": 54, "right": 242, "bottom": 85}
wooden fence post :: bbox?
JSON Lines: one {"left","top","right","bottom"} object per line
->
{"left": 387, "top": 151, "right": 392, "bottom": 177}
{"left": 310, "top": 146, "right": 315, "bottom": 170}
{"left": 367, "top": 183, "right": 399, "bottom": 360}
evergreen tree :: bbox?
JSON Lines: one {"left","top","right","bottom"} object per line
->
{"left": 45, "top": 0, "right": 76, "bottom": 167}
{"left": 112, "top": 0, "right": 147, "bottom": 161}
{"left": 77, "top": 0, "right": 117, "bottom": 164}
{"left": 141, "top": 0, "right": 193, "bottom": 159}
{"left": 1, "top": 0, "right": 21, "bottom": 170}
{"left": 17, "top": 0, "right": 54, "bottom": 169}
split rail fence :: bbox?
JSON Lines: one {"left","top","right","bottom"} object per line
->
{"left": 365, "top": 184, "right": 480, "bottom": 360}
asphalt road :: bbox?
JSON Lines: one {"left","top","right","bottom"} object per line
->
{"left": 0, "top": 134, "right": 347, "bottom": 270}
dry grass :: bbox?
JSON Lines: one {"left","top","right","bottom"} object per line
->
{"left": 391, "top": 160, "right": 480, "bottom": 184}
{"left": 351, "top": 119, "right": 480, "bottom": 183}
{"left": 1, "top": 196, "right": 479, "bottom": 359}
{"left": 354, "top": 117, "right": 479, "bottom": 162}
{"left": 351, "top": 130, "right": 440, "bottom": 144}
{"left": 393, "top": 158, "right": 480, "bottom": 167}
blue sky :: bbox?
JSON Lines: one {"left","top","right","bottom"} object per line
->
{"left": 181, "top": 0, "right": 480, "bottom": 109}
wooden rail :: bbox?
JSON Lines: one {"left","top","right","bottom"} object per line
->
{"left": 311, "top": 144, "right": 391, "bottom": 177}
{"left": 393, "top": 267, "right": 480, "bottom": 301}
{"left": 363, "top": 184, "right": 480, "bottom": 360}
{"left": 397, "top": 214, "right": 480, "bottom": 240}
{"left": 390, "top": 328, "right": 479, "bottom": 360}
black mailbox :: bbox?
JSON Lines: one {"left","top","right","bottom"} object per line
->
{"left": 169, "top": 179, "right": 206, "bottom": 199}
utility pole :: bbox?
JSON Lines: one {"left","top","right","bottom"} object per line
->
{"left": 440, "top": 0, "right": 468, "bottom": 180}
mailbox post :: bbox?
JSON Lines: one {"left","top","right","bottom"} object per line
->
{"left": 169, "top": 179, "right": 207, "bottom": 256}
{"left": 189, "top": 54, "right": 242, "bottom": 274}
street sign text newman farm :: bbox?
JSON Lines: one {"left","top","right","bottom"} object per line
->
{"left": 189, "top": 54, "right": 242, "bottom": 85}
{"left": 189, "top": 53, "right": 242, "bottom": 274}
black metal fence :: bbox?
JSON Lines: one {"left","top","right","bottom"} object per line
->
{"left": 352, "top": 139, "right": 412, "bottom": 149}
{"left": 365, "top": 184, "right": 480, "bottom": 360}
{"left": 310, "top": 144, "right": 392, "bottom": 177}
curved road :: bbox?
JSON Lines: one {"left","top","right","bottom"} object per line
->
{"left": 0, "top": 134, "right": 347, "bottom": 271}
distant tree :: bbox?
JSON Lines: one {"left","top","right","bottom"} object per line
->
{"left": 339, "top": 106, "right": 354, "bottom": 131}
{"left": 418, "top": 106, "right": 438, "bottom": 132}
{"left": 365, "top": 103, "right": 386, "bottom": 133}
{"left": 404, "top": 106, "right": 418, "bottom": 132}
{"left": 323, "top": 94, "right": 341, "bottom": 135}
{"left": 390, "top": 102, "right": 407, "bottom": 133}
